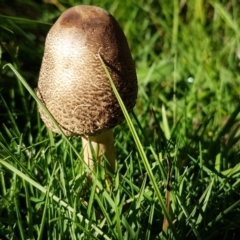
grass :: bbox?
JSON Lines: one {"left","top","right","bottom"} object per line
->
{"left": 1, "top": 0, "right": 240, "bottom": 239}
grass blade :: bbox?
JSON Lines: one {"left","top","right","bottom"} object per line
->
{"left": 99, "top": 54, "right": 176, "bottom": 236}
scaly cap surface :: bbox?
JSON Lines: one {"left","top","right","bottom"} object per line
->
{"left": 37, "top": 5, "right": 138, "bottom": 136}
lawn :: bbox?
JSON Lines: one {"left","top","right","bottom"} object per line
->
{"left": 1, "top": 0, "right": 240, "bottom": 239}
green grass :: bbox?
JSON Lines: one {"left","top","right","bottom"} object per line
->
{"left": 1, "top": 0, "right": 240, "bottom": 239}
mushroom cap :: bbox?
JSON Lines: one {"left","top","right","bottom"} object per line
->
{"left": 36, "top": 5, "right": 137, "bottom": 136}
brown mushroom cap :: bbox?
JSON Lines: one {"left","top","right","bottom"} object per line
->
{"left": 36, "top": 5, "right": 137, "bottom": 136}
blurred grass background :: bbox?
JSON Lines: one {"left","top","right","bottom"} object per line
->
{"left": 1, "top": 0, "right": 240, "bottom": 239}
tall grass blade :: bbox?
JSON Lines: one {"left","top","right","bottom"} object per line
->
{"left": 211, "top": 2, "right": 238, "bottom": 32}
{"left": 99, "top": 54, "right": 176, "bottom": 236}
{"left": 3, "top": 63, "right": 85, "bottom": 165}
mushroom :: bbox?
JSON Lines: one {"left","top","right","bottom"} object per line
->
{"left": 36, "top": 5, "right": 137, "bottom": 173}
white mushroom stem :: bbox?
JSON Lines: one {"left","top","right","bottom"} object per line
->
{"left": 81, "top": 130, "right": 116, "bottom": 173}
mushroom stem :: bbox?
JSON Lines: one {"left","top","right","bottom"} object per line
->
{"left": 81, "top": 130, "right": 116, "bottom": 173}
